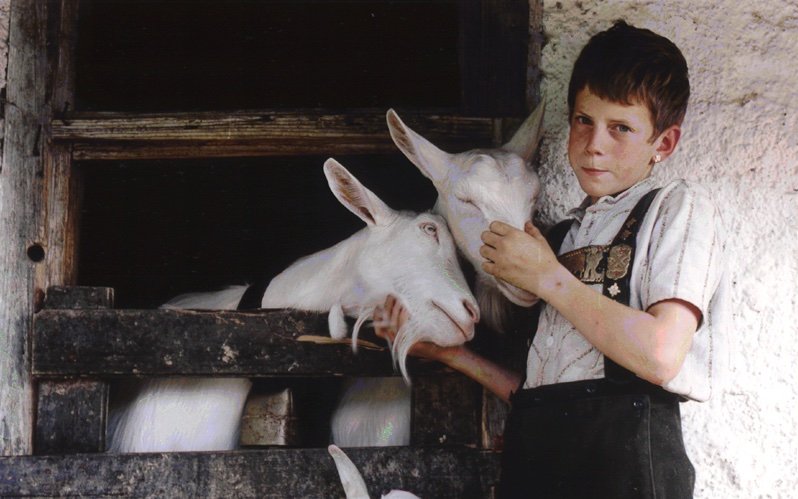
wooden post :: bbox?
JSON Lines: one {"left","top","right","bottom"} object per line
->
{"left": 33, "top": 287, "right": 112, "bottom": 455}
{"left": 0, "top": 0, "right": 49, "bottom": 456}
{"left": 1, "top": 0, "right": 77, "bottom": 456}
{"left": 460, "top": 0, "right": 530, "bottom": 117}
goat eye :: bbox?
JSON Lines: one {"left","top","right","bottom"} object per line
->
{"left": 420, "top": 222, "right": 438, "bottom": 239}
{"left": 458, "top": 197, "right": 478, "bottom": 209}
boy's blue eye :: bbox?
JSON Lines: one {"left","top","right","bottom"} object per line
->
{"left": 575, "top": 115, "right": 592, "bottom": 125}
{"left": 615, "top": 124, "right": 632, "bottom": 133}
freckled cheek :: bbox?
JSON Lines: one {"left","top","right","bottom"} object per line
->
{"left": 567, "top": 133, "right": 584, "bottom": 164}
{"left": 567, "top": 128, "right": 583, "bottom": 150}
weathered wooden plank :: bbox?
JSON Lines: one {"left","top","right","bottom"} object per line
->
{"left": 70, "top": 138, "right": 402, "bottom": 161}
{"left": 47, "top": 0, "right": 79, "bottom": 112}
{"left": 0, "top": 447, "right": 501, "bottom": 498}
{"left": 411, "top": 375, "right": 481, "bottom": 447}
{"left": 43, "top": 285, "right": 114, "bottom": 310}
{"left": 0, "top": 0, "right": 50, "bottom": 456}
{"left": 32, "top": 308, "right": 449, "bottom": 378}
{"left": 460, "top": 0, "right": 529, "bottom": 116}
{"left": 526, "top": 0, "right": 545, "bottom": 107}
{"left": 34, "top": 379, "right": 108, "bottom": 455}
{"left": 52, "top": 111, "right": 496, "bottom": 141}
{"left": 39, "top": 143, "right": 82, "bottom": 289}
{"left": 51, "top": 111, "right": 501, "bottom": 160}
{"left": 35, "top": 287, "right": 111, "bottom": 455}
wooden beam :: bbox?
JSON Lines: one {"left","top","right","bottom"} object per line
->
{"left": 32, "top": 307, "right": 455, "bottom": 378}
{"left": 0, "top": 447, "right": 501, "bottom": 498}
{"left": 49, "top": 111, "right": 501, "bottom": 160}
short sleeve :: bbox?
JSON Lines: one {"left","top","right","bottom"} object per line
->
{"left": 635, "top": 180, "right": 729, "bottom": 401}
{"left": 640, "top": 181, "right": 725, "bottom": 320}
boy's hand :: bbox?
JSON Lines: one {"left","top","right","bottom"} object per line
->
{"left": 480, "top": 221, "right": 560, "bottom": 297}
{"left": 373, "top": 295, "right": 460, "bottom": 364}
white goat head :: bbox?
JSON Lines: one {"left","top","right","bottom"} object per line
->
{"left": 386, "top": 104, "right": 544, "bottom": 331}
{"left": 262, "top": 158, "right": 479, "bottom": 380}
{"left": 328, "top": 444, "right": 420, "bottom": 499}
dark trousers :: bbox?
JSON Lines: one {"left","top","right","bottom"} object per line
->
{"left": 498, "top": 379, "right": 695, "bottom": 499}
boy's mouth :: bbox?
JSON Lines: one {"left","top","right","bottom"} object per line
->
{"left": 582, "top": 167, "right": 608, "bottom": 176}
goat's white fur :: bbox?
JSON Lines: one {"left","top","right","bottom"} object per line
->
{"left": 328, "top": 444, "right": 420, "bottom": 499}
{"left": 107, "top": 159, "right": 477, "bottom": 453}
{"left": 331, "top": 377, "right": 411, "bottom": 447}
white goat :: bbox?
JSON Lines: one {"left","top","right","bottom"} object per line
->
{"left": 328, "top": 444, "right": 420, "bottom": 499}
{"left": 262, "top": 159, "right": 479, "bottom": 380}
{"left": 328, "top": 104, "right": 546, "bottom": 447}
{"left": 107, "top": 159, "right": 478, "bottom": 453}
{"left": 386, "top": 103, "right": 545, "bottom": 332}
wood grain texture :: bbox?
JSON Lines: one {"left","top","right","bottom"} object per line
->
{"left": 0, "top": 447, "right": 501, "bottom": 498}
{"left": 52, "top": 111, "right": 501, "bottom": 160}
{"left": 31, "top": 307, "right": 449, "bottom": 378}
{"left": 0, "top": 0, "right": 47, "bottom": 456}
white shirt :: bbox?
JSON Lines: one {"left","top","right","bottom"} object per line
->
{"left": 523, "top": 177, "right": 730, "bottom": 401}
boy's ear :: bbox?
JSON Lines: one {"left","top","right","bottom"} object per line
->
{"left": 655, "top": 125, "right": 681, "bottom": 162}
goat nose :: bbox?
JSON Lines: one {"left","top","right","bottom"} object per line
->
{"left": 463, "top": 299, "right": 480, "bottom": 323}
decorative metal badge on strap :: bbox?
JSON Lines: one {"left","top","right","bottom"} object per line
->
{"left": 558, "top": 243, "right": 632, "bottom": 296}
{"left": 556, "top": 189, "right": 660, "bottom": 301}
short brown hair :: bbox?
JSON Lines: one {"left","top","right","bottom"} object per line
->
{"left": 567, "top": 20, "right": 690, "bottom": 140}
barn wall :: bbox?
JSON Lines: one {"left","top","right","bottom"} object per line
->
{"left": 535, "top": 2, "right": 798, "bottom": 498}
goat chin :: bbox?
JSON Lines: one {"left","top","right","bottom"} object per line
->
{"left": 475, "top": 278, "right": 515, "bottom": 333}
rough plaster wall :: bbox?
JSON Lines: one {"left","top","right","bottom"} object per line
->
{"left": 0, "top": 0, "right": 8, "bottom": 149}
{"left": 537, "top": 1, "right": 798, "bottom": 498}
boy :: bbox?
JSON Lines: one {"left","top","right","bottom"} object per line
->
{"left": 375, "top": 20, "right": 727, "bottom": 498}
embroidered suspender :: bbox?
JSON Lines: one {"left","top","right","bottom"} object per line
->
{"left": 547, "top": 188, "right": 662, "bottom": 384}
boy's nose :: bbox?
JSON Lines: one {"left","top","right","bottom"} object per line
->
{"left": 585, "top": 128, "right": 606, "bottom": 156}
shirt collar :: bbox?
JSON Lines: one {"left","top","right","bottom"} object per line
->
{"left": 567, "top": 176, "right": 659, "bottom": 223}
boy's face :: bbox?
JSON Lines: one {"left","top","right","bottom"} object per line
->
{"left": 568, "top": 87, "right": 671, "bottom": 204}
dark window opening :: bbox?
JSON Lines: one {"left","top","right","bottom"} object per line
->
{"left": 75, "top": 0, "right": 461, "bottom": 112}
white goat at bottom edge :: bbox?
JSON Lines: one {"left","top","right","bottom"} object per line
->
{"left": 107, "top": 158, "right": 478, "bottom": 453}
{"left": 328, "top": 444, "right": 420, "bottom": 499}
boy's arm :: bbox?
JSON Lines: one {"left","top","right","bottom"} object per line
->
{"left": 374, "top": 297, "right": 523, "bottom": 402}
{"left": 481, "top": 221, "right": 699, "bottom": 386}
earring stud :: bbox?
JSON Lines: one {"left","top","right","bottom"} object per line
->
{"left": 653, "top": 154, "right": 662, "bottom": 164}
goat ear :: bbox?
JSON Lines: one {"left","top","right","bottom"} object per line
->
{"left": 386, "top": 109, "right": 451, "bottom": 184}
{"left": 502, "top": 100, "right": 545, "bottom": 162}
{"left": 324, "top": 158, "right": 396, "bottom": 227}
{"left": 328, "top": 445, "right": 371, "bottom": 499}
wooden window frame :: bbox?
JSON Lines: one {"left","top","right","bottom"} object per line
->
{"left": 2, "top": 0, "right": 542, "bottom": 474}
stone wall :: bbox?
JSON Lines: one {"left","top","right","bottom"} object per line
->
{"left": 536, "top": 2, "right": 798, "bottom": 497}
